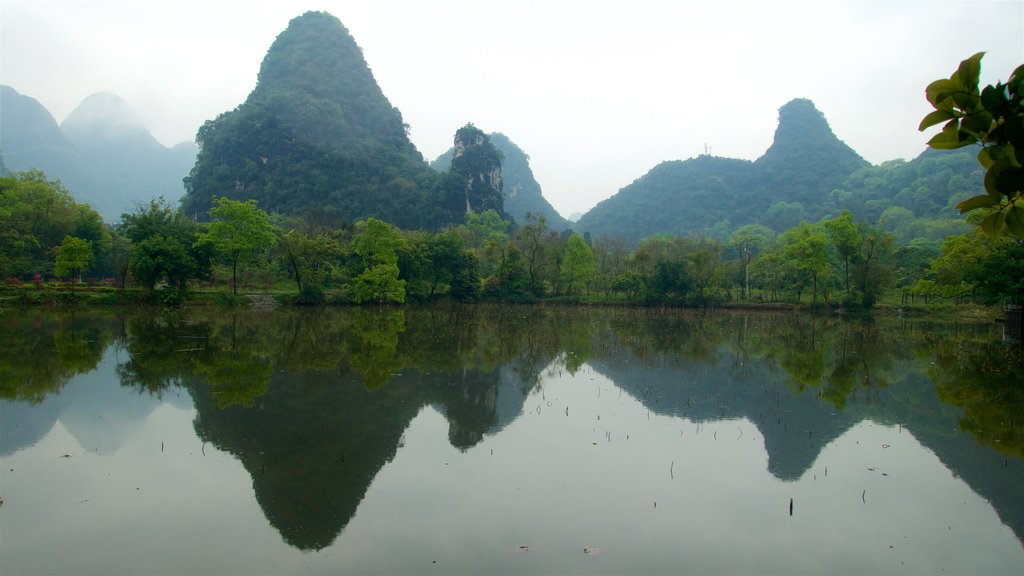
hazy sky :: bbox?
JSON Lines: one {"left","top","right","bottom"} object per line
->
{"left": 2, "top": 1, "right": 1022, "bottom": 216}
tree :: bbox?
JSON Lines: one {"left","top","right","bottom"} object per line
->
{"left": 823, "top": 211, "right": 860, "bottom": 297}
{"left": 781, "top": 222, "right": 829, "bottom": 304}
{"left": 728, "top": 224, "right": 774, "bottom": 299}
{"left": 54, "top": 236, "right": 93, "bottom": 292}
{"left": 196, "top": 197, "right": 278, "bottom": 294}
{"left": 851, "top": 223, "right": 895, "bottom": 308}
{"left": 349, "top": 218, "right": 406, "bottom": 304}
{"left": 919, "top": 53, "right": 1024, "bottom": 238}
{"left": 0, "top": 169, "right": 90, "bottom": 279}
{"left": 131, "top": 235, "right": 198, "bottom": 290}
{"left": 514, "top": 212, "right": 555, "bottom": 296}
{"left": 277, "top": 229, "right": 342, "bottom": 292}
{"left": 121, "top": 197, "right": 211, "bottom": 290}
{"left": 560, "top": 232, "right": 596, "bottom": 296}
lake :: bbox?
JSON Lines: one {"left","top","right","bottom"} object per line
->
{"left": 1, "top": 305, "right": 1021, "bottom": 575}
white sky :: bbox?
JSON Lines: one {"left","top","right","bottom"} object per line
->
{"left": 2, "top": 0, "right": 1022, "bottom": 217}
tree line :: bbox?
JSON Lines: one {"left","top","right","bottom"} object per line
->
{"left": 1, "top": 167, "right": 1019, "bottom": 308}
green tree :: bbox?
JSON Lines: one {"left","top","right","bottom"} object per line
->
{"left": 781, "top": 222, "right": 829, "bottom": 304}
{"left": 560, "top": 232, "right": 596, "bottom": 296}
{"left": 0, "top": 169, "right": 89, "bottom": 279}
{"left": 514, "top": 212, "right": 555, "bottom": 296}
{"left": 54, "top": 236, "right": 93, "bottom": 292}
{"left": 823, "top": 210, "right": 860, "bottom": 296}
{"left": 121, "top": 197, "right": 211, "bottom": 290}
{"left": 349, "top": 218, "right": 406, "bottom": 304}
{"left": 919, "top": 53, "right": 1024, "bottom": 238}
{"left": 196, "top": 197, "right": 278, "bottom": 294}
{"left": 131, "top": 235, "right": 199, "bottom": 290}
{"left": 728, "top": 224, "right": 774, "bottom": 299}
{"left": 277, "top": 229, "right": 343, "bottom": 292}
{"left": 851, "top": 223, "right": 895, "bottom": 307}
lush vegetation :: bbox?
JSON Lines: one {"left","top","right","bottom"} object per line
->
{"left": 3, "top": 167, "right": 1021, "bottom": 313}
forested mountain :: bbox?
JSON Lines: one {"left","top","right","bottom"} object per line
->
{"left": 576, "top": 99, "right": 975, "bottom": 242}
{"left": 0, "top": 85, "right": 196, "bottom": 220}
{"left": 182, "top": 11, "right": 463, "bottom": 229}
{"left": 433, "top": 132, "right": 570, "bottom": 229}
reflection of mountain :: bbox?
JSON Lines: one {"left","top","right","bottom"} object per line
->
{"left": 1, "top": 346, "right": 189, "bottom": 456}
{"left": 588, "top": 337, "right": 1024, "bottom": 543}
{"left": 0, "top": 400, "right": 59, "bottom": 457}
{"left": 187, "top": 359, "right": 534, "bottom": 550}
{"left": 189, "top": 369, "right": 429, "bottom": 550}
{"left": 5, "top": 307, "right": 1020, "bottom": 552}
{"left": 588, "top": 350, "right": 861, "bottom": 481}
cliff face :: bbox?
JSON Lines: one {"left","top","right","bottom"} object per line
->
{"left": 433, "top": 131, "right": 568, "bottom": 228}
{"left": 450, "top": 124, "right": 504, "bottom": 215}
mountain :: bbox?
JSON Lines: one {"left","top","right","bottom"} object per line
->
{"left": 0, "top": 85, "right": 94, "bottom": 197}
{"left": 182, "top": 11, "right": 459, "bottom": 229}
{"left": 447, "top": 124, "right": 505, "bottom": 215}
{"left": 0, "top": 85, "right": 196, "bottom": 220}
{"left": 432, "top": 132, "right": 570, "bottom": 229}
{"left": 61, "top": 92, "right": 197, "bottom": 218}
{"left": 576, "top": 99, "right": 874, "bottom": 241}
{"left": 755, "top": 98, "right": 869, "bottom": 205}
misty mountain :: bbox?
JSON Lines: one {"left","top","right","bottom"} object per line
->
{"left": 0, "top": 85, "right": 94, "bottom": 197}
{"left": 61, "top": 92, "right": 198, "bottom": 219}
{"left": 432, "top": 132, "right": 570, "bottom": 229}
{"left": 0, "top": 85, "right": 196, "bottom": 221}
{"left": 182, "top": 11, "right": 465, "bottom": 229}
{"left": 576, "top": 98, "right": 972, "bottom": 242}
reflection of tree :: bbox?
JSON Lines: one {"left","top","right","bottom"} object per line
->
{"left": 822, "top": 322, "right": 893, "bottom": 408}
{"left": 0, "top": 313, "right": 114, "bottom": 402}
{"left": 117, "top": 313, "right": 200, "bottom": 395}
{"left": 190, "top": 314, "right": 272, "bottom": 408}
{"left": 345, "top": 308, "right": 405, "bottom": 389}
{"left": 931, "top": 339, "right": 1024, "bottom": 458}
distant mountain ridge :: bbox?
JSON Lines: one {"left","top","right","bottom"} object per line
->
{"left": 577, "top": 98, "right": 871, "bottom": 240}
{"left": 0, "top": 85, "right": 196, "bottom": 220}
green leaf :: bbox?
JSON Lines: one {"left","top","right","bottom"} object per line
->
{"left": 960, "top": 111, "right": 993, "bottom": 136}
{"left": 926, "top": 126, "right": 971, "bottom": 149}
{"left": 1005, "top": 205, "right": 1024, "bottom": 239}
{"left": 980, "top": 84, "right": 1007, "bottom": 114}
{"left": 978, "top": 147, "right": 995, "bottom": 169}
{"left": 918, "top": 109, "right": 956, "bottom": 131}
{"left": 925, "top": 78, "right": 962, "bottom": 106}
{"left": 956, "top": 194, "right": 999, "bottom": 212}
{"left": 1008, "top": 64, "right": 1024, "bottom": 94}
{"left": 980, "top": 211, "right": 1005, "bottom": 237}
{"left": 956, "top": 52, "right": 985, "bottom": 92}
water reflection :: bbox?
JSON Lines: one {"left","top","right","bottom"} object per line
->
{"left": 1, "top": 305, "right": 1021, "bottom": 570}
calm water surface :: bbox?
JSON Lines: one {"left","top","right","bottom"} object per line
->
{"left": 1, "top": 305, "right": 1021, "bottom": 575}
